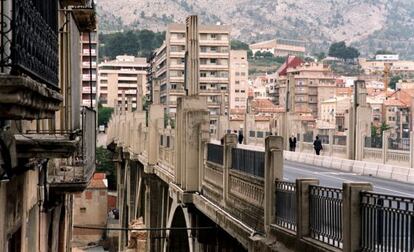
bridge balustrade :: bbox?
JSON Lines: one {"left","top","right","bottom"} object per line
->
{"left": 361, "top": 192, "right": 414, "bottom": 252}
{"left": 231, "top": 148, "right": 265, "bottom": 177}
{"left": 275, "top": 181, "right": 297, "bottom": 231}
{"left": 309, "top": 185, "right": 343, "bottom": 248}
{"left": 206, "top": 143, "right": 224, "bottom": 165}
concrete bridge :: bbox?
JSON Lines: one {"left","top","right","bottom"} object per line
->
{"left": 105, "top": 15, "right": 413, "bottom": 252}
{"left": 106, "top": 95, "right": 414, "bottom": 251}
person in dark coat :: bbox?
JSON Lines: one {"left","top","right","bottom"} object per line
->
{"left": 313, "top": 136, "right": 323, "bottom": 155}
{"left": 289, "top": 134, "right": 297, "bottom": 152}
{"left": 238, "top": 131, "right": 244, "bottom": 144}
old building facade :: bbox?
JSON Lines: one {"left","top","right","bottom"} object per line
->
{"left": 0, "top": 1, "right": 96, "bottom": 251}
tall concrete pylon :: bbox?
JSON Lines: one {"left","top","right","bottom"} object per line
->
{"left": 184, "top": 15, "right": 200, "bottom": 96}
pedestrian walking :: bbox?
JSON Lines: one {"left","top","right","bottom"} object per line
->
{"left": 313, "top": 136, "right": 323, "bottom": 155}
{"left": 238, "top": 131, "right": 244, "bottom": 144}
{"left": 289, "top": 134, "right": 297, "bottom": 152}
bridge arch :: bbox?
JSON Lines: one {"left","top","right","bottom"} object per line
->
{"left": 164, "top": 201, "right": 193, "bottom": 252}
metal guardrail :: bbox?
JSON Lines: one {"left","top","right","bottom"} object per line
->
{"left": 388, "top": 138, "right": 410, "bottom": 151}
{"left": 231, "top": 148, "right": 264, "bottom": 177}
{"left": 207, "top": 143, "right": 224, "bottom": 165}
{"left": 1, "top": 0, "right": 59, "bottom": 88}
{"left": 365, "top": 136, "right": 383, "bottom": 149}
{"left": 361, "top": 192, "right": 414, "bottom": 252}
{"left": 310, "top": 185, "right": 343, "bottom": 248}
{"left": 275, "top": 181, "right": 296, "bottom": 231}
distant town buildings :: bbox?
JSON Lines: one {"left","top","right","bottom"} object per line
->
{"left": 359, "top": 57, "right": 414, "bottom": 77}
{"left": 98, "top": 55, "right": 148, "bottom": 109}
{"left": 150, "top": 23, "right": 231, "bottom": 131}
{"left": 81, "top": 32, "right": 98, "bottom": 108}
{"left": 279, "top": 62, "right": 337, "bottom": 118}
{"left": 229, "top": 50, "right": 249, "bottom": 109}
{"left": 249, "top": 38, "right": 306, "bottom": 57}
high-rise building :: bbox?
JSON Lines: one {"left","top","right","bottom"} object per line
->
{"left": 98, "top": 55, "right": 148, "bottom": 109}
{"left": 81, "top": 32, "right": 98, "bottom": 108}
{"left": 151, "top": 23, "right": 231, "bottom": 129}
{"left": 229, "top": 50, "right": 248, "bottom": 109}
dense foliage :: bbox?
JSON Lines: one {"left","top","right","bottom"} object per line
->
{"left": 328, "top": 41, "right": 360, "bottom": 61}
{"left": 96, "top": 147, "right": 116, "bottom": 191}
{"left": 99, "top": 30, "right": 165, "bottom": 60}
{"left": 98, "top": 107, "right": 114, "bottom": 127}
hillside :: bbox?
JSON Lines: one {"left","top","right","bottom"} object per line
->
{"left": 97, "top": 0, "right": 414, "bottom": 58}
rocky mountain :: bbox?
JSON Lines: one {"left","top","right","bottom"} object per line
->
{"left": 97, "top": 0, "right": 414, "bottom": 58}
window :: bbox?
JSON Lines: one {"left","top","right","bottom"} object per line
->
{"left": 235, "top": 81, "right": 240, "bottom": 85}
{"left": 200, "top": 72, "right": 207, "bottom": 77}
{"left": 241, "top": 72, "right": 246, "bottom": 76}
{"left": 200, "top": 85, "right": 206, "bottom": 90}
{"left": 235, "top": 72, "right": 240, "bottom": 76}
{"left": 210, "top": 59, "right": 217, "bottom": 64}
{"left": 235, "top": 89, "right": 240, "bottom": 93}
{"left": 80, "top": 207, "right": 86, "bottom": 213}
{"left": 85, "top": 191, "right": 92, "bottom": 200}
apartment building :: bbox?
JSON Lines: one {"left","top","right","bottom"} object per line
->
{"left": 279, "top": 62, "right": 337, "bottom": 118}
{"left": 229, "top": 50, "right": 248, "bottom": 109}
{"left": 98, "top": 55, "right": 148, "bottom": 109}
{"left": 249, "top": 38, "right": 306, "bottom": 57}
{"left": 150, "top": 23, "right": 230, "bottom": 129}
{"left": 81, "top": 31, "right": 98, "bottom": 108}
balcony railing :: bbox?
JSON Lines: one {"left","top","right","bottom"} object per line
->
{"left": 1, "top": 0, "right": 59, "bottom": 88}
{"left": 48, "top": 107, "right": 96, "bottom": 192}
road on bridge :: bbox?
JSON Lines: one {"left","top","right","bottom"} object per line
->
{"left": 284, "top": 160, "right": 414, "bottom": 197}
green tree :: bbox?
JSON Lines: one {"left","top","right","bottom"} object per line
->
{"left": 380, "top": 122, "right": 390, "bottom": 135}
{"left": 262, "top": 51, "right": 274, "bottom": 58}
{"left": 230, "top": 39, "right": 249, "bottom": 50}
{"left": 98, "top": 107, "right": 114, "bottom": 127}
{"left": 316, "top": 52, "right": 326, "bottom": 61}
{"left": 247, "top": 49, "right": 253, "bottom": 59}
{"left": 375, "top": 50, "right": 394, "bottom": 55}
{"left": 99, "top": 30, "right": 165, "bottom": 60}
{"left": 328, "top": 41, "right": 360, "bottom": 61}
{"left": 96, "top": 147, "right": 116, "bottom": 191}
{"left": 389, "top": 75, "right": 402, "bottom": 90}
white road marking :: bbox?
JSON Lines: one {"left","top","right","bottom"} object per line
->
{"left": 285, "top": 166, "right": 413, "bottom": 197}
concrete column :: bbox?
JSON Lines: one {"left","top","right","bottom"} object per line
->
{"left": 382, "top": 131, "right": 390, "bottom": 164}
{"left": 296, "top": 178, "right": 319, "bottom": 239}
{"left": 223, "top": 133, "right": 237, "bottom": 206}
{"left": 342, "top": 182, "right": 373, "bottom": 252}
{"left": 121, "top": 91, "right": 126, "bottom": 114}
{"left": 410, "top": 131, "right": 414, "bottom": 168}
{"left": 148, "top": 105, "right": 164, "bottom": 167}
{"left": 329, "top": 129, "right": 334, "bottom": 157}
{"left": 264, "top": 136, "right": 284, "bottom": 234}
{"left": 175, "top": 97, "right": 209, "bottom": 191}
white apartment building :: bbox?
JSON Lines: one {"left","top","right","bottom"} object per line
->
{"left": 81, "top": 32, "right": 98, "bottom": 108}
{"left": 151, "top": 23, "right": 231, "bottom": 129}
{"left": 98, "top": 55, "right": 148, "bottom": 109}
{"left": 229, "top": 50, "right": 248, "bottom": 109}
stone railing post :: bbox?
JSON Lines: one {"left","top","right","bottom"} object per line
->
{"left": 342, "top": 182, "right": 373, "bottom": 252}
{"left": 147, "top": 105, "right": 164, "bottom": 167}
{"left": 223, "top": 133, "right": 237, "bottom": 206}
{"left": 410, "top": 131, "right": 414, "bottom": 168}
{"left": 329, "top": 129, "right": 334, "bottom": 156}
{"left": 264, "top": 136, "right": 283, "bottom": 234}
{"left": 382, "top": 131, "right": 389, "bottom": 164}
{"left": 296, "top": 178, "right": 319, "bottom": 239}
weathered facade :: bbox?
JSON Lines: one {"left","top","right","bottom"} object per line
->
{"left": 0, "top": 1, "right": 96, "bottom": 251}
